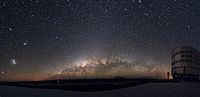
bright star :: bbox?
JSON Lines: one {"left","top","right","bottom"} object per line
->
{"left": 9, "top": 27, "right": 12, "bottom": 31}
{"left": 23, "top": 42, "right": 27, "bottom": 46}
{"left": 23, "top": 41, "right": 29, "bottom": 46}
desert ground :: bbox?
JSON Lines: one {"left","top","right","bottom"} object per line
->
{"left": 0, "top": 82, "right": 200, "bottom": 97}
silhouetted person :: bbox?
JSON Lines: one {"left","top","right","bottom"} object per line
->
{"left": 167, "top": 72, "right": 170, "bottom": 80}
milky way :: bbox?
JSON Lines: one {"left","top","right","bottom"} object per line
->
{"left": 1, "top": 0, "right": 200, "bottom": 81}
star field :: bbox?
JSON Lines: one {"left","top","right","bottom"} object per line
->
{"left": 1, "top": 0, "right": 200, "bottom": 81}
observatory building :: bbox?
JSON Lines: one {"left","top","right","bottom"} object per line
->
{"left": 171, "top": 46, "right": 200, "bottom": 80}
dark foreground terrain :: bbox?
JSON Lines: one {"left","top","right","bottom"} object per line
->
{"left": 0, "top": 78, "right": 177, "bottom": 91}
{"left": 0, "top": 81, "right": 200, "bottom": 97}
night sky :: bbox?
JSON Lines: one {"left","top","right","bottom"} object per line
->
{"left": 1, "top": 0, "right": 200, "bottom": 81}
